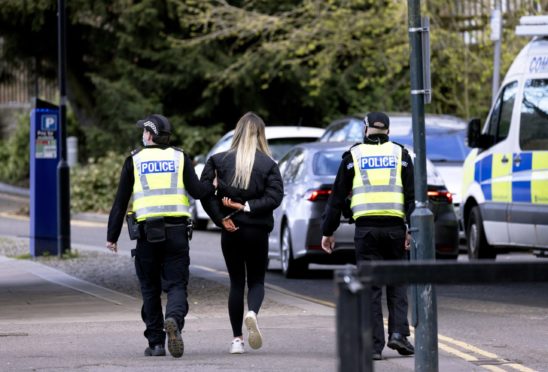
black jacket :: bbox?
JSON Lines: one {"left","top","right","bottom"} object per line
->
{"left": 107, "top": 145, "right": 215, "bottom": 243}
{"left": 321, "top": 134, "right": 415, "bottom": 236}
{"left": 200, "top": 150, "right": 283, "bottom": 232}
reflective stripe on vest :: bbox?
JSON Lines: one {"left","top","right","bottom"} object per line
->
{"left": 350, "top": 142, "right": 405, "bottom": 219}
{"left": 132, "top": 148, "right": 190, "bottom": 221}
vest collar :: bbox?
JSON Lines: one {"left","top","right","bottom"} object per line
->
{"left": 144, "top": 144, "right": 170, "bottom": 149}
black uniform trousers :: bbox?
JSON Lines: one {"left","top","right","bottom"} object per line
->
{"left": 354, "top": 223, "right": 410, "bottom": 353}
{"left": 134, "top": 224, "right": 190, "bottom": 347}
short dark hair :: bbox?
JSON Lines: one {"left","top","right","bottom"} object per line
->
{"left": 152, "top": 133, "right": 170, "bottom": 145}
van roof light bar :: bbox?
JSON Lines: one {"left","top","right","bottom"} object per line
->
{"left": 516, "top": 16, "right": 548, "bottom": 37}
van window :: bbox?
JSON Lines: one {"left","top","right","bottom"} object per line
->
{"left": 487, "top": 81, "right": 518, "bottom": 144}
{"left": 519, "top": 78, "right": 548, "bottom": 151}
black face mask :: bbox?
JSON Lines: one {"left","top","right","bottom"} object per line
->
{"left": 363, "top": 130, "right": 388, "bottom": 144}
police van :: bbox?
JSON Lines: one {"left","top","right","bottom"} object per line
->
{"left": 461, "top": 16, "right": 548, "bottom": 259}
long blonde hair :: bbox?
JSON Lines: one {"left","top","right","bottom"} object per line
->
{"left": 230, "top": 112, "right": 272, "bottom": 189}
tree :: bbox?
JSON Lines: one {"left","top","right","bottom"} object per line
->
{"left": 1, "top": 0, "right": 543, "bottom": 162}
{"left": 173, "top": 0, "right": 412, "bottom": 123}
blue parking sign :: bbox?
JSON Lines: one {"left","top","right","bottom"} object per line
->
{"left": 41, "top": 115, "right": 57, "bottom": 131}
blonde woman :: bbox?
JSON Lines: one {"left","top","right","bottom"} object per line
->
{"left": 201, "top": 112, "right": 283, "bottom": 354}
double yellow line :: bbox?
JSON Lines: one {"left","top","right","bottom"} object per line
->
{"left": 435, "top": 333, "right": 536, "bottom": 372}
{"left": 378, "top": 320, "right": 537, "bottom": 371}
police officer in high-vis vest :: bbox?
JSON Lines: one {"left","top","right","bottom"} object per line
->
{"left": 106, "top": 114, "right": 216, "bottom": 358}
{"left": 321, "top": 112, "right": 415, "bottom": 361}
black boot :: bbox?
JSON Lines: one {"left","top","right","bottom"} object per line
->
{"left": 387, "top": 333, "right": 414, "bottom": 356}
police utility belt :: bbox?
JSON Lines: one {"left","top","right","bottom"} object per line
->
{"left": 126, "top": 212, "right": 193, "bottom": 242}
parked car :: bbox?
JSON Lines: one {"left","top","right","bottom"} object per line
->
{"left": 319, "top": 114, "right": 470, "bottom": 233}
{"left": 269, "top": 141, "right": 459, "bottom": 278}
{"left": 192, "top": 125, "right": 325, "bottom": 229}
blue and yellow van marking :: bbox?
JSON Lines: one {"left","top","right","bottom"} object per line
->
{"left": 474, "top": 152, "right": 548, "bottom": 204}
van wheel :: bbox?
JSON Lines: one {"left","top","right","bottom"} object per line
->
{"left": 467, "top": 207, "right": 496, "bottom": 260}
{"left": 280, "top": 225, "right": 307, "bottom": 278}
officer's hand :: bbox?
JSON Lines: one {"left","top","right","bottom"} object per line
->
{"left": 222, "top": 197, "right": 244, "bottom": 211}
{"left": 222, "top": 217, "right": 239, "bottom": 232}
{"left": 405, "top": 232, "right": 411, "bottom": 250}
{"left": 321, "top": 236, "right": 335, "bottom": 254}
{"left": 106, "top": 241, "right": 117, "bottom": 253}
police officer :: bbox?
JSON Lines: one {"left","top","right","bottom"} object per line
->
{"left": 106, "top": 114, "right": 216, "bottom": 358}
{"left": 321, "top": 112, "right": 415, "bottom": 361}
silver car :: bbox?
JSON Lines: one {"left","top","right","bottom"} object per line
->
{"left": 268, "top": 141, "right": 459, "bottom": 278}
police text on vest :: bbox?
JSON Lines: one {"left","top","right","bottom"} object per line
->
{"left": 140, "top": 160, "right": 176, "bottom": 174}
{"left": 360, "top": 156, "right": 396, "bottom": 170}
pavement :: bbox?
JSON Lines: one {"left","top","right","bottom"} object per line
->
{"left": 0, "top": 255, "right": 490, "bottom": 372}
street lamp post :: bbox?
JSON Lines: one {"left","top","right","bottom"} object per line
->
{"left": 57, "top": 0, "right": 71, "bottom": 255}
{"left": 407, "top": 0, "right": 439, "bottom": 371}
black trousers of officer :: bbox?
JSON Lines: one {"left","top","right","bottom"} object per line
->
{"left": 134, "top": 224, "right": 189, "bottom": 347}
{"left": 354, "top": 223, "right": 410, "bottom": 353}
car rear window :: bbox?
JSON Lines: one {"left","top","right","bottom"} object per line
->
{"left": 313, "top": 150, "right": 344, "bottom": 175}
{"left": 269, "top": 137, "right": 319, "bottom": 161}
{"left": 391, "top": 132, "right": 469, "bottom": 162}
{"left": 320, "top": 118, "right": 363, "bottom": 142}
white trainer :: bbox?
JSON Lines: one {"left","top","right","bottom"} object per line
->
{"left": 244, "top": 311, "right": 263, "bottom": 349}
{"left": 230, "top": 338, "right": 244, "bottom": 354}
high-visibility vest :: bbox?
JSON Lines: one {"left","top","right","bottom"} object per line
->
{"left": 350, "top": 142, "right": 405, "bottom": 219}
{"left": 132, "top": 147, "right": 190, "bottom": 221}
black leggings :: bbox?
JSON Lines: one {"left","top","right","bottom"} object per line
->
{"left": 221, "top": 225, "right": 269, "bottom": 337}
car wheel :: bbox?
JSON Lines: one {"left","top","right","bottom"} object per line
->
{"left": 280, "top": 225, "right": 307, "bottom": 278}
{"left": 467, "top": 206, "right": 496, "bottom": 260}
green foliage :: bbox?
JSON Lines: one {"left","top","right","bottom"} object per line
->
{"left": 424, "top": 1, "right": 532, "bottom": 120}
{"left": 70, "top": 151, "right": 127, "bottom": 212}
{"left": 0, "top": 114, "right": 30, "bottom": 186}
{"left": 165, "top": 115, "right": 223, "bottom": 156}
{"left": 173, "top": 0, "right": 412, "bottom": 123}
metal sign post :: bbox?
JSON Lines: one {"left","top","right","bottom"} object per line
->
{"left": 407, "top": 0, "right": 438, "bottom": 370}
{"left": 57, "top": 0, "right": 71, "bottom": 255}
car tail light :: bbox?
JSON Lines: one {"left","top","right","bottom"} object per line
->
{"left": 427, "top": 190, "right": 452, "bottom": 204}
{"left": 305, "top": 189, "right": 332, "bottom": 201}
{"left": 436, "top": 243, "right": 455, "bottom": 253}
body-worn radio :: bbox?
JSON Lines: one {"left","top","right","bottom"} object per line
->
{"left": 126, "top": 211, "right": 141, "bottom": 240}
